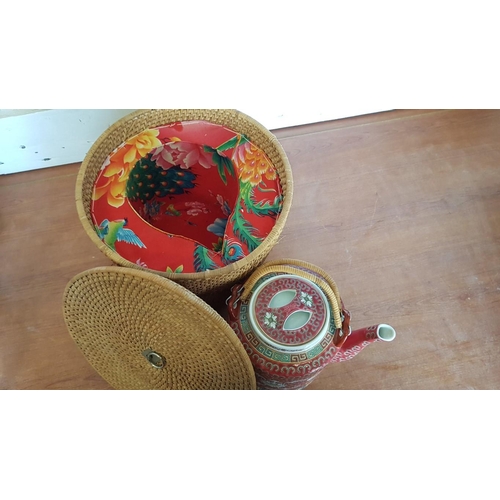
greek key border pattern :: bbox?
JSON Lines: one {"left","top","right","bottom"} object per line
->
{"left": 240, "top": 303, "right": 335, "bottom": 365}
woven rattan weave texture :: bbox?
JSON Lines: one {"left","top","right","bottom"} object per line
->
{"left": 63, "top": 267, "right": 256, "bottom": 390}
{"left": 76, "top": 109, "right": 293, "bottom": 295}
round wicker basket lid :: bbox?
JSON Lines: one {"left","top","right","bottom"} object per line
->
{"left": 63, "top": 267, "right": 256, "bottom": 390}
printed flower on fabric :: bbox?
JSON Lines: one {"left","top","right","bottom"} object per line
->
{"left": 124, "top": 129, "right": 163, "bottom": 165}
{"left": 232, "top": 142, "right": 276, "bottom": 186}
{"left": 263, "top": 312, "right": 278, "bottom": 329}
{"left": 93, "top": 129, "right": 161, "bottom": 208}
{"left": 151, "top": 141, "right": 214, "bottom": 170}
{"left": 141, "top": 199, "right": 164, "bottom": 221}
{"left": 207, "top": 217, "right": 228, "bottom": 237}
{"left": 216, "top": 194, "right": 232, "bottom": 217}
{"left": 300, "top": 292, "right": 313, "bottom": 308}
{"left": 185, "top": 201, "right": 208, "bottom": 216}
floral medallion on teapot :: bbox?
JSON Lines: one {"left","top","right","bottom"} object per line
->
{"left": 250, "top": 275, "right": 329, "bottom": 348}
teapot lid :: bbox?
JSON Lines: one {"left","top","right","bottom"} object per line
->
{"left": 247, "top": 274, "right": 331, "bottom": 352}
{"left": 63, "top": 266, "right": 256, "bottom": 390}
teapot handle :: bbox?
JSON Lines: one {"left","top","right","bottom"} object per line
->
{"left": 332, "top": 307, "right": 351, "bottom": 348}
{"left": 227, "top": 284, "right": 244, "bottom": 322}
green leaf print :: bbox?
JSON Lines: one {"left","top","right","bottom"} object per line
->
{"left": 231, "top": 201, "right": 263, "bottom": 252}
{"left": 216, "top": 134, "right": 250, "bottom": 152}
{"left": 249, "top": 193, "right": 282, "bottom": 217}
{"left": 203, "top": 145, "right": 235, "bottom": 185}
{"left": 166, "top": 265, "right": 184, "bottom": 273}
{"left": 240, "top": 182, "right": 282, "bottom": 217}
{"left": 193, "top": 244, "right": 219, "bottom": 272}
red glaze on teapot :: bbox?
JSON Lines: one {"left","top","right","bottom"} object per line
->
{"left": 227, "top": 268, "right": 396, "bottom": 390}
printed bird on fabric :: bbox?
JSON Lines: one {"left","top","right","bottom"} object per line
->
{"left": 95, "top": 218, "right": 146, "bottom": 251}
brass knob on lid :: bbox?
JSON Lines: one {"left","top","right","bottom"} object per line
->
{"left": 142, "top": 349, "right": 166, "bottom": 369}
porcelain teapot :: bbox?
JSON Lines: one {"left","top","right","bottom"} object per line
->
{"left": 227, "top": 259, "right": 396, "bottom": 389}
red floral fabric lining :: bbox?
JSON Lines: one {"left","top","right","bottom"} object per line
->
{"left": 91, "top": 120, "right": 283, "bottom": 273}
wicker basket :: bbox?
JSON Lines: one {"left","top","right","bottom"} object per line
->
{"left": 76, "top": 109, "right": 293, "bottom": 296}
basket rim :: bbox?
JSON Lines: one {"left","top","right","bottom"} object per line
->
{"left": 75, "top": 109, "right": 293, "bottom": 282}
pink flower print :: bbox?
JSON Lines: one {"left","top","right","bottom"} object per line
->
{"left": 151, "top": 145, "right": 175, "bottom": 169}
{"left": 151, "top": 142, "right": 214, "bottom": 170}
{"left": 172, "top": 142, "right": 213, "bottom": 169}
{"left": 136, "top": 258, "right": 148, "bottom": 268}
{"left": 185, "top": 201, "right": 209, "bottom": 216}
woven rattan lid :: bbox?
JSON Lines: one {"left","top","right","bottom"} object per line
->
{"left": 63, "top": 267, "right": 256, "bottom": 390}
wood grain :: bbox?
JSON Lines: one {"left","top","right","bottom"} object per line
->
{"left": 1, "top": 109, "right": 499, "bottom": 389}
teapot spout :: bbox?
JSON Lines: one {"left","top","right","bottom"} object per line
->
{"left": 332, "top": 324, "right": 396, "bottom": 363}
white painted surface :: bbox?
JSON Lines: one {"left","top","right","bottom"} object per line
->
{"left": 0, "top": 107, "right": 387, "bottom": 175}
{"left": 0, "top": 109, "right": 49, "bottom": 119}
{"left": 0, "top": 110, "right": 135, "bottom": 175}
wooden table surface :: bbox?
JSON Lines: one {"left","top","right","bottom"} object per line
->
{"left": 1, "top": 109, "right": 499, "bottom": 390}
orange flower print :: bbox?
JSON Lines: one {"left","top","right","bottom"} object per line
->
{"left": 124, "top": 129, "right": 162, "bottom": 165}
{"left": 232, "top": 142, "right": 276, "bottom": 186}
{"left": 92, "top": 129, "right": 162, "bottom": 208}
